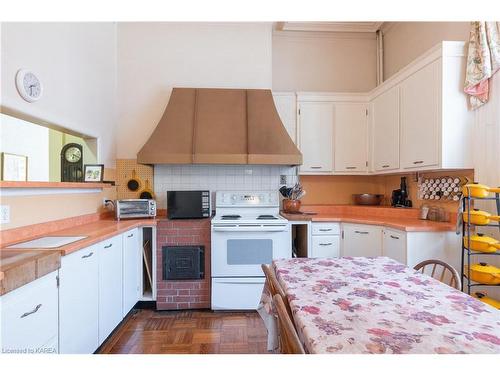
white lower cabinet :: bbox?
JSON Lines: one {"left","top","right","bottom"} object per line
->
{"left": 1, "top": 271, "right": 59, "bottom": 354}
{"left": 98, "top": 235, "right": 123, "bottom": 345}
{"left": 59, "top": 246, "right": 99, "bottom": 354}
{"left": 312, "top": 236, "right": 340, "bottom": 258}
{"left": 122, "top": 228, "right": 140, "bottom": 317}
{"left": 382, "top": 228, "right": 407, "bottom": 264}
{"left": 342, "top": 223, "right": 383, "bottom": 257}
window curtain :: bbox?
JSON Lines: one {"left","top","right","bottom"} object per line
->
{"left": 464, "top": 22, "right": 500, "bottom": 109}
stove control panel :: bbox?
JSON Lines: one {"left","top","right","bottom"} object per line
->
{"left": 216, "top": 191, "right": 279, "bottom": 207}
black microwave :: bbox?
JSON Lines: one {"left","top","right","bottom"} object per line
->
{"left": 167, "top": 191, "right": 211, "bottom": 219}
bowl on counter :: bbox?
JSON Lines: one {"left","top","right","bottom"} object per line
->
{"left": 352, "top": 194, "right": 384, "bottom": 206}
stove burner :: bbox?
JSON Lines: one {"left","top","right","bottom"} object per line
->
{"left": 221, "top": 215, "right": 241, "bottom": 220}
{"left": 257, "top": 215, "right": 278, "bottom": 220}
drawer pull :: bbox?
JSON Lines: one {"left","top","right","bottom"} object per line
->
{"left": 81, "top": 252, "right": 94, "bottom": 259}
{"left": 20, "top": 304, "right": 42, "bottom": 319}
{"left": 310, "top": 166, "right": 323, "bottom": 169}
{"left": 382, "top": 165, "right": 390, "bottom": 168}
{"left": 104, "top": 244, "right": 113, "bottom": 249}
{"left": 346, "top": 166, "right": 357, "bottom": 170}
{"left": 319, "top": 243, "right": 333, "bottom": 246}
{"left": 127, "top": 233, "right": 134, "bottom": 238}
{"left": 318, "top": 228, "right": 332, "bottom": 232}
{"left": 413, "top": 160, "right": 424, "bottom": 164}
{"left": 354, "top": 231, "right": 369, "bottom": 234}
{"left": 390, "top": 235, "right": 400, "bottom": 240}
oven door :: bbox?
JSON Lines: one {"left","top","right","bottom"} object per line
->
{"left": 211, "top": 224, "right": 291, "bottom": 277}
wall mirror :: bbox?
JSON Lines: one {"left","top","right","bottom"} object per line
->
{"left": 0, "top": 111, "right": 98, "bottom": 182}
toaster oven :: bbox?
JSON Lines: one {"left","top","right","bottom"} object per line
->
{"left": 115, "top": 199, "right": 156, "bottom": 220}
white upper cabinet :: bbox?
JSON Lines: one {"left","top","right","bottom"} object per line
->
{"left": 297, "top": 101, "right": 334, "bottom": 173}
{"left": 273, "top": 92, "right": 297, "bottom": 144}
{"left": 372, "top": 86, "right": 400, "bottom": 172}
{"left": 400, "top": 61, "right": 440, "bottom": 169}
{"left": 293, "top": 42, "right": 472, "bottom": 175}
{"left": 334, "top": 103, "right": 368, "bottom": 173}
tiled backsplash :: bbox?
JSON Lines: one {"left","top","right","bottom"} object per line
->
{"left": 154, "top": 165, "right": 298, "bottom": 208}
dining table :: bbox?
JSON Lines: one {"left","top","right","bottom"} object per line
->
{"left": 258, "top": 257, "right": 500, "bottom": 354}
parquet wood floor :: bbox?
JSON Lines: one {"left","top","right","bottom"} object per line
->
{"left": 98, "top": 309, "right": 270, "bottom": 354}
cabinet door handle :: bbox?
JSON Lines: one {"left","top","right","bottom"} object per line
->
{"left": 127, "top": 234, "right": 134, "bottom": 238}
{"left": 413, "top": 160, "right": 424, "bottom": 164}
{"left": 390, "top": 235, "right": 400, "bottom": 240}
{"left": 318, "top": 228, "right": 332, "bottom": 232}
{"left": 319, "top": 243, "right": 333, "bottom": 246}
{"left": 310, "top": 166, "right": 323, "bottom": 169}
{"left": 104, "top": 243, "right": 113, "bottom": 249}
{"left": 20, "top": 304, "right": 42, "bottom": 319}
{"left": 81, "top": 252, "right": 94, "bottom": 259}
{"left": 382, "top": 165, "right": 390, "bottom": 168}
{"left": 354, "top": 230, "right": 369, "bottom": 234}
{"left": 346, "top": 166, "right": 357, "bottom": 170}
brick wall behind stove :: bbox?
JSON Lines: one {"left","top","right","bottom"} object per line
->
{"left": 156, "top": 218, "right": 211, "bottom": 310}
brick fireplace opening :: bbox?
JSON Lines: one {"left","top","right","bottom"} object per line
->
{"left": 156, "top": 218, "right": 211, "bottom": 310}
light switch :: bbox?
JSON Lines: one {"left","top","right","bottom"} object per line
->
{"left": 0, "top": 205, "right": 10, "bottom": 224}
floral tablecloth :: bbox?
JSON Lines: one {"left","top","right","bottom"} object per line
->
{"left": 259, "top": 257, "right": 500, "bottom": 354}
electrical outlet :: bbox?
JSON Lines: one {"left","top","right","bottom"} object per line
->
{"left": 280, "top": 175, "right": 287, "bottom": 185}
{"left": 0, "top": 205, "right": 10, "bottom": 224}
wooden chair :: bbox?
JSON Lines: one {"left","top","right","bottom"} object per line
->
{"left": 261, "top": 264, "right": 293, "bottom": 320}
{"left": 273, "top": 294, "right": 305, "bottom": 354}
{"left": 413, "top": 259, "right": 462, "bottom": 290}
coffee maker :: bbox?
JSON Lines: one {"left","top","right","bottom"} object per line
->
{"left": 391, "top": 177, "right": 413, "bottom": 207}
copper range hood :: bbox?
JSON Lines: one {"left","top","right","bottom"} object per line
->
{"left": 137, "top": 88, "right": 302, "bottom": 165}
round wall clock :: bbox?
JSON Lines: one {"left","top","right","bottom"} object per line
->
{"left": 15, "top": 69, "right": 43, "bottom": 102}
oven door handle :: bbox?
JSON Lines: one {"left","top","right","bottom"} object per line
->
{"left": 212, "top": 225, "right": 287, "bottom": 232}
{"left": 214, "top": 279, "right": 265, "bottom": 284}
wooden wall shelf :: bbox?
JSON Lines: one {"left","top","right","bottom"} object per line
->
{"left": 0, "top": 181, "right": 114, "bottom": 189}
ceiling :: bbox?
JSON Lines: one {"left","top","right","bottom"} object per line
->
{"left": 276, "top": 22, "right": 384, "bottom": 33}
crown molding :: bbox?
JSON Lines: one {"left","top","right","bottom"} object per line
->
{"left": 276, "top": 22, "right": 385, "bottom": 33}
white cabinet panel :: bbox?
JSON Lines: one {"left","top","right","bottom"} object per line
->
{"left": 400, "top": 61, "right": 440, "bottom": 169}
{"left": 311, "top": 222, "right": 340, "bottom": 236}
{"left": 122, "top": 228, "right": 140, "bottom": 317}
{"left": 311, "top": 235, "right": 340, "bottom": 258}
{"left": 372, "top": 86, "right": 400, "bottom": 172}
{"left": 273, "top": 92, "right": 297, "bottom": 144}
{"left": 59, "top": 246, "right": 99, "bottom": 354}
{"left": 334, "top": 103, "right": 368, "bottom": 173}
{"left": 298, "top": 102, "right": 334, "bottom": 173}
{"left": 1, "top": 271, "right": 58, "bottom": 354}
{"left": 382, "top": 228, "right": 407, "bottom": 264}
{"left": 342, "top": 223, "right": 383, "bottom": 257}
{"left": 98, "top": 235, "right": 123, "bottom": 345}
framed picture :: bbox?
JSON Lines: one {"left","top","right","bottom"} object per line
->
{"left": 1, "top": 152, "right": 28, "bottom": 181}
{"left": 83, "top": 164, "right": 104, "bottom": 182}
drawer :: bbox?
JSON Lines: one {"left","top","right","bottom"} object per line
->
{"left": 1, "top": 271, "right": 59, "bottom": 353}
{"left": 312, "top": 222, "right": 340, "bottom": 236}
{"left": 212, "top": 277, "right": 265, "bottom": 310}
{"left": 311, "top": 235, "right": 340, "bottom": 258}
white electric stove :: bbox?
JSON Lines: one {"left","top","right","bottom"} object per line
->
{"left": 211, "top": 191, "right": 291, "bottom": 310}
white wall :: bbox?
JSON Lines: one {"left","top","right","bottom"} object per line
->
{"left": 0, "top": 113, "right": 49, "bottom": 181}
{"left": 0, "top": 22, "right": 117, "bottom": 167}
{"left": 272, "top": 30, "right": 377, "bottom": 92}
{"left": 116, "top": 22, "right": 273, "bottom": 159}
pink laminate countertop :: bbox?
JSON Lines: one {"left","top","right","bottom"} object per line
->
{"left": 1, "top": 218, "right": 157, "bottom": 256}
{"left": 281, "top": 206, "right": 456, "bottom": 232}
